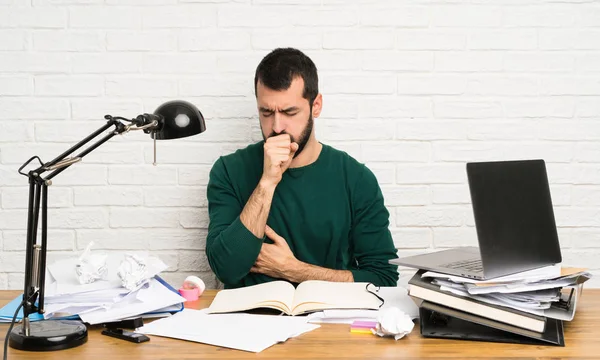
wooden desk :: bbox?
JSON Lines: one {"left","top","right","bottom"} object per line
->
{"left": 0, "top": 289, "right": 598, "bottom": 359}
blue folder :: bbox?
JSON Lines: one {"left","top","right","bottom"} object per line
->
{"left": 0, "top": 276, "right": 183, "bottom": 323}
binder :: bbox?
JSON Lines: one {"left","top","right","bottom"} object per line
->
{"left": 0, "top": 276, "right": 183, "bottom": 323}
{"left": 418, "top": 300, "right": 565, "bottom": 346}
{"left": 408, "top": 270, "right": 547, "bottom": 332}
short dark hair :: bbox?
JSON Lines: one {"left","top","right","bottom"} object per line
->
{"left": 254, "top": 48, "right": 319, "bottom": 105}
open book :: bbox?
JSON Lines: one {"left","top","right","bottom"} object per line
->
{"left": 206, "top": 280, "right": 382, "bottom": 316}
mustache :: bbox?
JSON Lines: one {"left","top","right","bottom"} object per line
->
{"left": 268, "top": 131, "right": 295, "bottom": 142}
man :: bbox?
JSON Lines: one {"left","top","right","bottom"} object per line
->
{"left": 206, "top": 47, "right": 398, "bottom": 289}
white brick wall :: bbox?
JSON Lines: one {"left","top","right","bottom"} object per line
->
{"left": 1, "top": 1, "right": 599, "bottom": 290}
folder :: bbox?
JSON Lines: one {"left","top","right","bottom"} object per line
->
{"left": 417, "top": 300, "right": 565, "bottom": 346}
{"left": 0, "top": 276, "right": 183, "bottom": 324}
{"left": 408, "top": 270, "right": 547, "bottom": 332}
{"left": 0, "top": 296, "right": 49, "bottom": 323}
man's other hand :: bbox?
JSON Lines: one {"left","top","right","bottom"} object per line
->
{"left": 250, "top": 225, "right": 299, "bottom": 279}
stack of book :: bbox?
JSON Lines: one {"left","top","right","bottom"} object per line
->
{"left": 407, "top": 266, "right": 591, "bottom": 346}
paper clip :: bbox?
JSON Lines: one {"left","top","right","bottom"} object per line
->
{"left": 552, "top": 288, "right": 574, "bottom": 310}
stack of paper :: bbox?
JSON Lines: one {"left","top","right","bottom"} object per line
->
{"left": 307, "top": 286, "right": 419, "bottom": 324}
{"left": 406, "top": 266, "right": 592, "bottom": 346}
{"left": 420, "top": 266, "right": 591, "bottom": 321}
{"left": 137, "top": 309, "right": 320, "bottom": 353}
{"left": 0, "top": 254, "right": 185, "bottom": 325}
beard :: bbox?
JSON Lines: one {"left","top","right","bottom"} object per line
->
{"left": 263, "top": 113, "right": 313, "bottom": 159}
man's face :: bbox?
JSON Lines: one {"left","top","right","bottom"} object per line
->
{"left": 257, "top": 77, "right": 313, "bottom": 158}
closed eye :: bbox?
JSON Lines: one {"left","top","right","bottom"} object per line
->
{"left": 259, "top": 107, "right": 274, "bottom": 117}
{"left": 281, "top": 107, "right": 300, "bottom": 116}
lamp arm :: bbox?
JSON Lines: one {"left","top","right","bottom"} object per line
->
{"left": 18, "top": 117, "right": 133, "bottom": 326}
{"left": 44, "top": 128, "right": 119, "bottom": 181}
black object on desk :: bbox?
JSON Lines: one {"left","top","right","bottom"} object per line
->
{"left": 101, "top": 329, "right": 150, "bottom": 343}
{"left": 102, "top": 317, "right": 144, "bottom": 330}
{"left": 418, "top": 301, "right": 565, "bottom": 346}
{"left": 101, "top": 317, "right": 148, "bottom": 343}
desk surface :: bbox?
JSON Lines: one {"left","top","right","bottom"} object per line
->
{"left": 0, "top": 289, "right": 599, "bottom": 359}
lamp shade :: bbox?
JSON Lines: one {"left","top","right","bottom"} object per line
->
{"left": 153, "top": 100, "right": 206, "bottom": 140}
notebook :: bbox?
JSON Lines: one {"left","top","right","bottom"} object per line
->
{"left": 206, "top": 280, "right": 383, "bottom": 316}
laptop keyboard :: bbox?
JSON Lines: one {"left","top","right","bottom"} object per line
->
{"left": 441, "top": 258, "right": 484, "bottom": 273}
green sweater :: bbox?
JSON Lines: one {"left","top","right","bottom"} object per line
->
{"left": 206, "top": 142, "right": 399, "bottom": 289}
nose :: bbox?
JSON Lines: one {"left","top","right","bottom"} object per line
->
{"left": 272, "top": 113, "right": 286, "bottom": 134}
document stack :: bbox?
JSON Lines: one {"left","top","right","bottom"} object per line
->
{"left": 0, "top": 252, "right": 186, "bottom": 325}
{"left": 406, "top": 265, "right": 591, "bottom": 346}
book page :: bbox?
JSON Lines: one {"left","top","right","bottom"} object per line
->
{"left": 291, "top": 281, "right": 382, "bottom": 315}
{"left": 207, "top": 281, "right": 296, "bottom": 315}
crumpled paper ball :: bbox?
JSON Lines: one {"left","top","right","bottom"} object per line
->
{"left": 371, "top": 307, "right": 415, "bottom": 340}
{"left": 117, "top": 254, "right": 148, "bottom": 291}
{"left": 75, "top": 241, "right": 108, "bottom": 284}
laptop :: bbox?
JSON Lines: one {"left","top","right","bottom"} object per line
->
{"left": 391, "top": 159, "right": 562, "bottom": 280}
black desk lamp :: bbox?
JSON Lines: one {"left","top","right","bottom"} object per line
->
{"left": 6, "top": 100, "right": 206, "bottom": 352}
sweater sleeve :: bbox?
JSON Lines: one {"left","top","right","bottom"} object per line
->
{"left": 349, "top": 165, "right": 399, "bottom": 287}
{"left": 205, "top": 157, "right": 264, "bottom": 286}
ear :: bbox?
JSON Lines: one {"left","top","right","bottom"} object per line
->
{"left": 311, "top": 93, "right": 323, "bottom": 119}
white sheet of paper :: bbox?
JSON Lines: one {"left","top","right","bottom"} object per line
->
{"left": 465, "top": 276, "right": 585, "bottom": 295}
{"left": 307, "top": 309, "right": 378, "bottom": 324}
{"left": 79, "top": 278, "right": 185, "bottom": 325}
{"left": 439, "top": 285, "right": 551, "bottom": 311}
{"left": 47, "top": 253, "right": 168, "bottom": 296}
{"left": 306, "top": 287, "right": 419, "bottom": 324}
{"left": 47, "top": 257, "right": 123, "bottom": 295}
{"left": 44, "top": 304, "right": 107, "bottom": 319}
{"left": 45, "top": 285, "right": 129, "bottom": 304}
{"left": 138, "top": 309, "right": 320, "bottom": 353}
{"left": 309, "top": 317, "right": 377, "bottom": 324}
{"left": 422, "top": 264, "right": 562, "bottom": 285}
{"left": 506, "top": 285, "right": 581, "bottom": 321}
